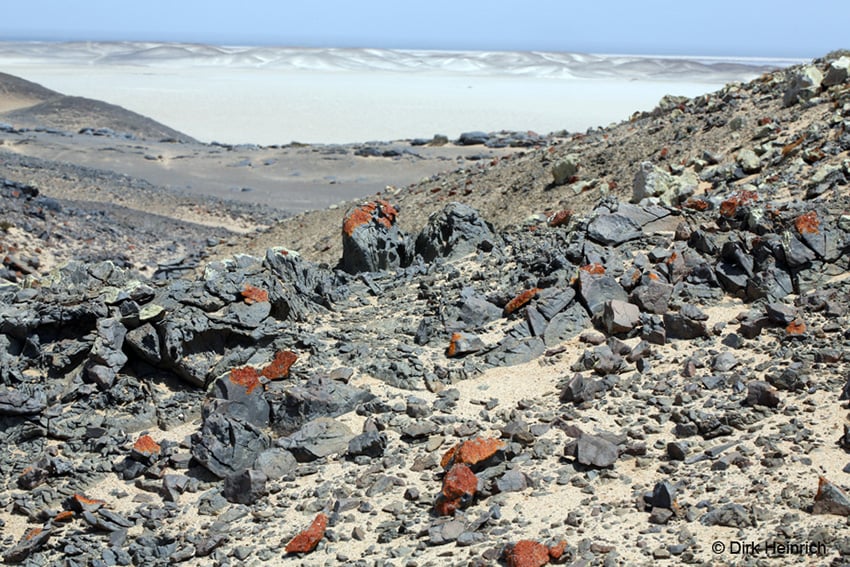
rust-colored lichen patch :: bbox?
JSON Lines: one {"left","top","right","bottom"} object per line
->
{"left": 446, "top": 332, "right": 462, "bottom": 358}
{"left": 436, "top": 463, "right": 478, "bottom": 516}
{"left": 548, "top": 210, "right": 572, "bottom": 228}
{"left": 342, "top": 199, "right": 398, "bottom": 236}
{"left": 53, "top": 510, "right": 74, "bottom": 523}
{"left": 683, "top": 197, "right": 710, "bottom": 211}
{"left": 548, "top": 540, "right": 567, "bottom": 560}
{"left": 229, "top": 366, "right": 261, "bottom": 394}
{"left": 285, "top": 513, "right": 328, "bottom": 554}
{"left": 441, "top": 437, "right": 505, "bottom": 469}
{"left": 786, "top": 319, "right": 806, "bottom": 335}
{"left": 133, "top": 434, "right": 161, "bottom": 458}
{"left": 261, "top": 350, "right": 297, "bottom": 380}
{"left": 719, "top": 190, "right": 759, "bottom": 218}
{"left": 781, "top": 136, "right": 804, "bottom": 158}
{"left": 504, "top": 288, "right": 540, "bottom": 315}
{"left": 24, "top": 527, "right": 43, "bottom": 541}
{"left": 71, "top": 494, "right": 105, "bottom": 512}
{"left": 506, "top": 540, "right": 551, "bottom": 567}
{"left": 241, "top": 284, "right": 269, "bottom": 304}
{"left": 794, "top": 211, "right": 820, "bottom": 235}
{"left": 580, "top": 263, "right": 605, "bottom": 275}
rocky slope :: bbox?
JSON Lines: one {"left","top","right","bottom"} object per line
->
{"left": 0, "top": 72, "right": 196, "bottom": 143}
{"left": 1, "top": 54, "right": 850, "bottom": 566}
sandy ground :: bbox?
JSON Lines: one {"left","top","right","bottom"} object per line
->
{"left": 6, "top": 64, "right": 744, "bottom": 145}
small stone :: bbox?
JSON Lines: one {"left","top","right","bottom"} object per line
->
{"left": 745, "top": 381, "right": 780, "bottom": 408}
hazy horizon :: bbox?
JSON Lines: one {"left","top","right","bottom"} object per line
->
{"left": 1, "top": 1, "right": 846, "bottom": 59}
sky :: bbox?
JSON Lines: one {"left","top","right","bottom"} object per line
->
{"left": 0, "top": 0, "right": 846, "bottom": 58}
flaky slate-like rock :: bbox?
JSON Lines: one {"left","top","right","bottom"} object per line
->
{"left": 416, "top": 202, "right": 499, "bottom": 262}
{"left": 341, "top": 199, "right": 411, "bottom": 273}
{"left": 191, "top": 411, "right": 271, "bottom": 478}
{"left": 280, "top": 417, "right": 353, "bottom": 462}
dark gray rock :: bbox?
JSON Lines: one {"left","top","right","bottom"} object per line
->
{"left": 484, "top": 336, "right": 545, "bottom": 367}
{"left": 448, "top": 332, "right": 486, "bottom": 357}
{"left": 348, "top": 431, "right": 388, "bottom": 458}
{"left": 543, "top": 302, "right": 591, "bottom": 346}
{"left": 267, "top": 375, "right": 374, "bottom": 435}
{"left": 601, "top": 300, "right": 640, "bottom": 335}
{"left": 565, "top": 434, "right": 619, "bottom": 468}
{"left": 125, "top": 323, "right": 162, "bottom": 364}
{"left": 495, "top": 469, "right": 529, "bottom": 493}
{"left": 280, "top": 417, "right": 353, "bottom": 462}
{"left": 191, "top": 411, "right": 271, "bottom": 478}
{"left": 745, "top": 381, "right": 780, "bottom": 408}
{"left": 0, "top": 387, "right": 47, "bottom": 415}
{"left": 560, "top": 373, "right": 609, "bottom": 404}
{"left": 587, "top": 214, "right": 643, "bottom": 245}
{"left": 814, "top": 477, "right": 850, "bottom": 516}
{"left": 224, "top": 469, "right": 268, "bottom": 505}
{"left": 630, "top": 279, "right": 673, "bottom": 315}
{"left": 648, "top": 481, "right": 677, "bottom": 509}
{"left": 415, "top": 203, "right": 499, "bottom": 262}
{"left": 536, "top": 287, "right": 576, "bottom": 320}
{"left": 341, "top": 201, "right": 411, "bottom": 273}
{"left": 702, "top": 503, "right": 755, "bottom": 527}
{"left": 211, "top": 373, "right": 271, "bottom": 428}
{"left": 664, "top": 311, "right": 708, "bottom": 340}
{"left": 578, "top": 271, "right": 628, "bottom": 318}
{"left": 253, "top": 447, "right": 297, "bottom": 480}
{"left": 429, "top": 519, "right": 465, "bottom": 545}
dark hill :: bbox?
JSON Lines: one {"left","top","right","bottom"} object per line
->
{"left": 0, "top": 72, "right": 196, "bottom": 142}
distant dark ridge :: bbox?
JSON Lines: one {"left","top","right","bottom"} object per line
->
{"left": 0, "top": 72, "right": 197, "bottom": 143}
{"left": 0, "top": 71, "right": 60, "bottom": 101}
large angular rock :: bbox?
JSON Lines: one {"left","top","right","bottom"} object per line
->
{"left": 601, "top": 300, "right": 640, "bottom": 335}
{"left": 578, "top": 271, "right": 628, "bottom": 317}
{"left": 280, "top": 417, "right": 354, "bottom": 462}
{"left": 267, "top": 376, "right": 375, "bottom": 435}
{"left": 630, "top": 279, "right": 673, "bottom": 314}
{"left": 341, "top": 200, "right": 411, "bottom": 273}
{"left": 191, "top": 411, "right": 271, "bottom": 478}
{"left": 783, "top": 65, "right": 823, "bottom": 106}
{"left": 415, "top": 203, "right": 499, "bottom": 262}
{"left": 823, "top": 56, "right": 850, "bottom": 87}
{"left": 587, "top": 213, "right": 642, "bottom": 246}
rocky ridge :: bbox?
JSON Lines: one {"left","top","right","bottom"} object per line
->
{"left": 1, "top": 54, "right": 850, "bottom": 566}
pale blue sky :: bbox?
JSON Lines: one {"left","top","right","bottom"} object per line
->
{"left": 0, "top": 0, "right": 845, "bottom": 58}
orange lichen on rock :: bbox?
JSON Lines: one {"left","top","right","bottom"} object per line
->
{"left": 241, "top": 284, "right": 269, "bottom": 304}
{"left": 781, "top": 136, "right": 805, "bottom": 158}
{"left": 504, "top": 288, "right": 540, "bottom": 315}
{"left": 285, "top": 513, "right": 328, "bottom": 554}
{"left": 794, "top": 211, "right": 820, "bottom": 235}
{"left": 548, "top": 209, "right": 572, "bottom": 228}
{"left": 719, "top": 190, "right": 759, "bottom": 218}
{"left": 342, "top": 199, "right": 398, "bottom": 236}
{"left": 683, "top": 197, "right": 710, "bottom": 211}
{"left": 786, "top": 319, "right": 807, "bottom": 335}
{"left": 53, "top": 510, "right": 75, "bottom": 523}
{"left": 505, "top": 540, "right": 551, "bottom": 567}
{"left": 441, "top": 437, "right": 505, "bottom": 469}
{"left": 133, "top": 434, "right": 161, "bottom": 458}
{"left": 24, "top": 527, "right": 43, "bottom": 541}
{"left": 261, "top": 350, "right": 297, "bottom": 380}
{"left": 435, "top": 463, "right": 478, "bottom": 516}
{"left": 446, "top": 332, "right": 462, "bottom": 358}
{"left": 580, "top": 263, "right": 605, "bottom": 275}
{"left": 548, "top": 540, "right": 567, "bottom": 560}
{"left": 71, "top": 493, "right": 106, "bottom": 512}
{"left": 229, "top": 366, "right": 261, "bottom": 394}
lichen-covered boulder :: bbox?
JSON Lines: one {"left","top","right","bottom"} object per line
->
{"left": 341, "top": 200, "right": 411, "bottom": 273}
